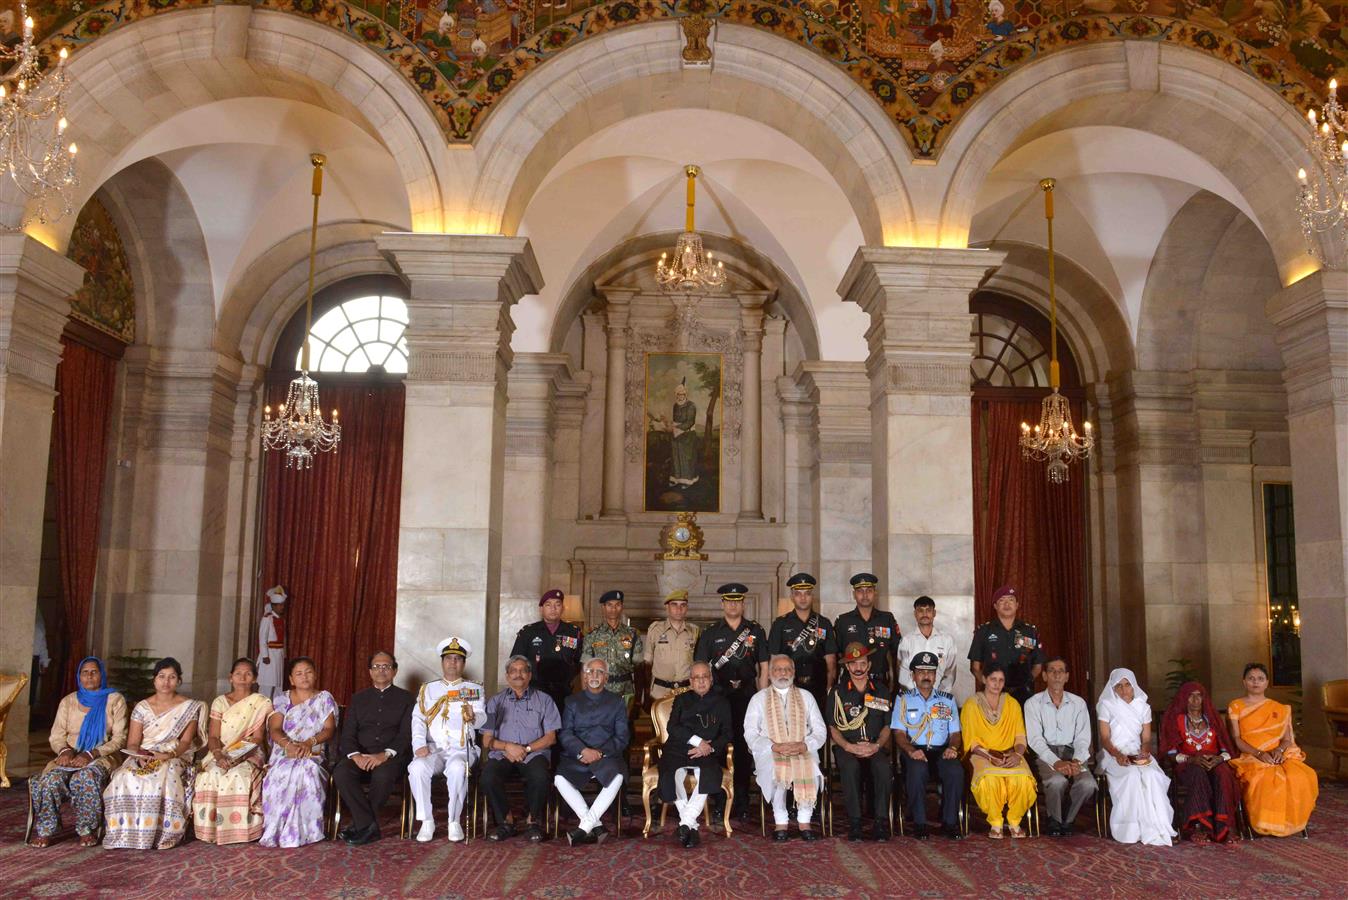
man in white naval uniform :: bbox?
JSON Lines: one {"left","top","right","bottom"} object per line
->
{"left": 255, "top": 585, "right": 287, "bottom": 701}
{"left": 409, "top": 636, "right": 487, "bottom": 842}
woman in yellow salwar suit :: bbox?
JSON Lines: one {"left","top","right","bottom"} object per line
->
{"left": 961, "top": 665, "right": 1037, "bottom": 838}
{"left": 1227, "top": 662, "right": 1318, "bottom": 837}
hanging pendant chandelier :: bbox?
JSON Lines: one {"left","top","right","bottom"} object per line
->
{"left": 1296, "top": 78, "right": 1348, "bottom": 262}
{"left": 262, "top": 154, "right": 341, "bottom": 470}
{"left": 656, "top": 164, "right": 725, "bottom": 292}
{"left": 1019, "top": 178, "right": 1093, "bottom": 484}
{"left": 0, "top": 2, "right": 78, "bottom": 225}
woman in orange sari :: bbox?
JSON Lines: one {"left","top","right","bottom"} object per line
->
{"left": 1227, "top": 662, "right": 1318, "bottom": 837}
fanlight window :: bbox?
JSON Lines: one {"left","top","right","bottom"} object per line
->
{"left": 300, "top": 295, "right": 409, "bottom": 374}
{"left": 970, "top": 312, "right": 1050, "bottom": 388}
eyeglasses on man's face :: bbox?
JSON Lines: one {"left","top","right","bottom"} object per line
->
{"left": 370, "top": 663, "right": 395, "bottom": 671}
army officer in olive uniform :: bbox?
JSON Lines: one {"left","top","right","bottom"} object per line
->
{"left": 511, "top": 588, "right": 584, "bottom": 716}
{"left": 834, "top": 573, "right": 900, "bottom": 694}
{"left": 768, "top": 572, "right": 837, "bottom": 711}
{"left": 582, "top": 590, "right": 642, "bottom": 710}
{"left": 694, "top": 582, "right": 768, "bottom": 821}
{"left": 826, "top": 642, "right": 893, "bottom": 842}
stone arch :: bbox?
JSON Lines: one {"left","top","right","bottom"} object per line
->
{"left": 980, "top": 241, "right": 1136, "bottom": 385}
{"left": 25, "top": 6, "right": 448, "bottom": 244}
{"left": 1136, "top": 192, "right": 1283, "bottom": 374}
{"left": 938, "top": 42, "right": 1313, "bottom": 282}
{"left": 227, "top": 222, "right": 403, "bottom": 368}
{"left": 95, "top": 158, "right": 214, "bottom": 352}
{"left": 469, "top": 23, "right": 914, "bottom": 246}
{"left": 546, "top": 231, "right": 822, "bottom": 362}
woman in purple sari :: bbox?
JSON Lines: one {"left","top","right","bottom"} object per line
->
{"left": 259, "top": 657, "right": 337, "bottom": 848}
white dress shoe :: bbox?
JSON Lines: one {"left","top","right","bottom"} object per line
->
{"left": 416, "top": 820, "right": 435, "bottom": 842}
{"left": 447, "top": 822, "right": 465, "bottom": 842}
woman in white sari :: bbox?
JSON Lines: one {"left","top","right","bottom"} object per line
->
{"left": 1096, "top": 668, "right": 1175, "bottom": 846}
{"left": 193, "top": 657, "right": 272, "bottom": 844}
{"left": 103, "top": 657, "right": 206, "bottom": 849}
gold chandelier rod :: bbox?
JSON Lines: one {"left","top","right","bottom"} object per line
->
{"left": 1040, "top": 177, "right": 1060, "bottom": 392}
{"left": 300, "top": 153, "right": 326, "bottom": 373}
{"left": 684, "top": 164, "right": 699, "bottom": 233}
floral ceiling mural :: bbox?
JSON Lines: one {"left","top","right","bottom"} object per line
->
{"left": 1, "top": 0, "right": 1333, "bottom": 156}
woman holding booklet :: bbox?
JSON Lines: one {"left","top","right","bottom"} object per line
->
{"left": 193, "top": 657, "right": 273, "bottom": 844}
{"left": 102, "top": 657, "right": 206, "bottom": 850}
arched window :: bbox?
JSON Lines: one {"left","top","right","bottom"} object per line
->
{"left": 970, "top": 294, "right": 1081, "bottom": 395}
{"left": 301, "top": 295, "right": 408, "bottom": 374}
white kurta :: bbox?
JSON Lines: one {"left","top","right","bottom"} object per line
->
{"left": 743, "top": 686, "right": 826, "bottom": 799}
{"left": 255, "top": 611, "right": 285, "bottom": 701}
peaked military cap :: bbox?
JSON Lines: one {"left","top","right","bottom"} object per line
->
{"left": 786, "top": 572, "right": 817, "bottom": 590}
{"left": 850, "top": 572, "right": 879, "bottom": 589}
{"left": 716, "top": 583, "right": 749, "bottom": 601}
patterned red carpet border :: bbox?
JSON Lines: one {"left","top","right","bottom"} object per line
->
{"left": 2, "top": 779, "right": 1346, "bottom": 898}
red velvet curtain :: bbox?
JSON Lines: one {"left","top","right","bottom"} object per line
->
{"left": 51, "top": 335, "right": 118, "bottom": 693}
{"left": 972, "top": 396, "right": 1089, "bottom": 688}
{"left": 259, "top": 380, "right": 404, "bottom": 706}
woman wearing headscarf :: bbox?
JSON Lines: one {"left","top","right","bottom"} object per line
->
{"left": 959, "top": 664, "right": 1037, "bottom": 839}
{"left": 1159, "top": 681, "right": 1238, "bottom": 843}
{"left": 102, "top": 657, "right": 206, "bottom": 850}
{"left": 1227, "top": 662, "right": 1318, "bottom": 836}
{"left": 1096, "top": 668, "right": 1174, "bottom": 845}
{"left": 28, "top": 657, "right": 129, "bottom": 847}
{"left": 193, "top": 657, "right": 272, "bottom": 844}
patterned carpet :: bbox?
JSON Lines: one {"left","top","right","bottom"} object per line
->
{"left": 2, "top": 777, "right": 1346, "bottom": 898}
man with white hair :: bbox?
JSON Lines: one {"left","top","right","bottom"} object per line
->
{"left": 409, "top": 637, "right": 486, "bottom": 842}
{"left": 743, "top": 654, "right": 827, "bottom": 841}
{"left": 256, "top": 585, "right": 288, "bottom": 701}
{"left": 554, "top": 659, "right": 630, "bottom": 845}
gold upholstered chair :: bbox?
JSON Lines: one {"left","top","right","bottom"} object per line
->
{"left": 641, "top": 693, "right": 734, "bottom": 837}
{"left": 0, "top": 673, "right": 30, "bottom": 788}
{"left": 1322, "top": 680, "right": 1348, "bottom": 777}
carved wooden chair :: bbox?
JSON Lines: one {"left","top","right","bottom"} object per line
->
{"left": 1322, "top": 680, "right": 1348, "bottom": 779}
{"left": 0, "top": 673, "right": 30, "bottom": 789}
{"left": 641, "top": 693, "right": 734, "bottom": 837}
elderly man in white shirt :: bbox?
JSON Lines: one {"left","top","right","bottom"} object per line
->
{"left": 1023, "top": 656, "right": 1097, "bottom": 836}
{"left": 743, "top": 654, "right": 827, "bottom": 841}
{"left": 896, "top": 596, "right": 958, "bottom": 694}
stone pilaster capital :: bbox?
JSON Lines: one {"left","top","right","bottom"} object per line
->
{"left": 0, "top": 233, "right": 87, "bottom": 391}
{"left": 837, "top": 247, "right": 1006, "bottom": 318}
{"left": 1266, "top": 269, "right": 1348, "bottom": 414}
{"left": 597, "top": 287, "right": 635, "bottom": 340}
{"left": 375, "top": 233, "right": 542, "bottom": 305}
{"left": 737, "top": 291, "right": 771, "bottom": 349}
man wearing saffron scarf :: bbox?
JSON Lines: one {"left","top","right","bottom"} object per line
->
{"left": 743, "top": 654, "right": 826, "bottom": 841}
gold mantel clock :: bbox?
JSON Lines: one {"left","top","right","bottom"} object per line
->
{"left": 657, "top": 512, "right": 708, "bottom": 560}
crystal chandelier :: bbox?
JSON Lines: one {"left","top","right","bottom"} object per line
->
{"left": 1296, "top": 78, "right": 1348, "bottom": 262}
{"left": 262, "top": 154, "right": 341, "bottom": 469}
{"left": 0, "top": 3, "right": 78, "bottom": 225}
{"left": 1020, "top": 178, "right": 1093, "bottom": 483}
{"left": 656, "top": 164, "right": 725, "bottom": 292}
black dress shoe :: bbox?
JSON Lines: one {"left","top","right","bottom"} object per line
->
{"left": 591, "top": 826, "right": 609, "bottom": 845}
{"left": 686, "top": 827, "right": 701, "bottom": 847}
{"left": 346, "top": 823, "right": 381, "bottom": 846}
{"left": 871, "top": 824, "right": 891, "bottom": 842}
{"left": 337, "top": 825, "right": 360, "bottom": 842}
{"left": 525, "top": 824, "right": 545, "bottom": 842}
{"left": 943, "top": 824, "right": 963, "bottom": 841}
{"left": 847, "top": 821, "right": 864, "bottom": 842}
{"left": 912, "top": 825, "right": 930, "bottom": 841}
{"left": 678, "top": 825, "right": 692, "bottom": 847}
{"left": 566, "top": 828, "right": 585, "bottom": 846}
{"left": 489, "top": 824, "right": 515, "bottom": 842}
{"left": 800, "top": 828, "right": 820, "bottom": 842}
{"left": 772, "top": 829, "right": 791, "bottom": 842}
{"left": 1046, "top": 818, "right": 1063, "bottom": 837}
{"left": 1059, "top": 822, "right": 1075, "bottom": 837}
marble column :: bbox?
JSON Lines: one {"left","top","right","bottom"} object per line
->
{"left": 0, "top": 234, "right": 85, "bottom": 770}
{"left": 598, "top": 288, "right": 632, "bottom": 519}
{"left": 839, "top": 247, "right": 1004, "bottom": 615}
{"left": 738, "top": 292, "right": 770, "bottom": 521}
{"left": 377, "top": 233, "right": 541, "bottom": 692}
{"left": 1267, "top": 270, "right": 1348, "bottom": 748}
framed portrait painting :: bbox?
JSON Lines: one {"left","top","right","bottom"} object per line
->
{"left": 643, "top": 352, "right": 722, "bottom": 512}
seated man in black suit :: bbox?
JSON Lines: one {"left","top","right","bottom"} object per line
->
{"left": 333, "top": 650, "right": 414, "bottom": 844}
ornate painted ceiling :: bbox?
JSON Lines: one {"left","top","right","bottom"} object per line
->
{"left": 4, "top": 0, "right": 1331, "bottom": 157}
